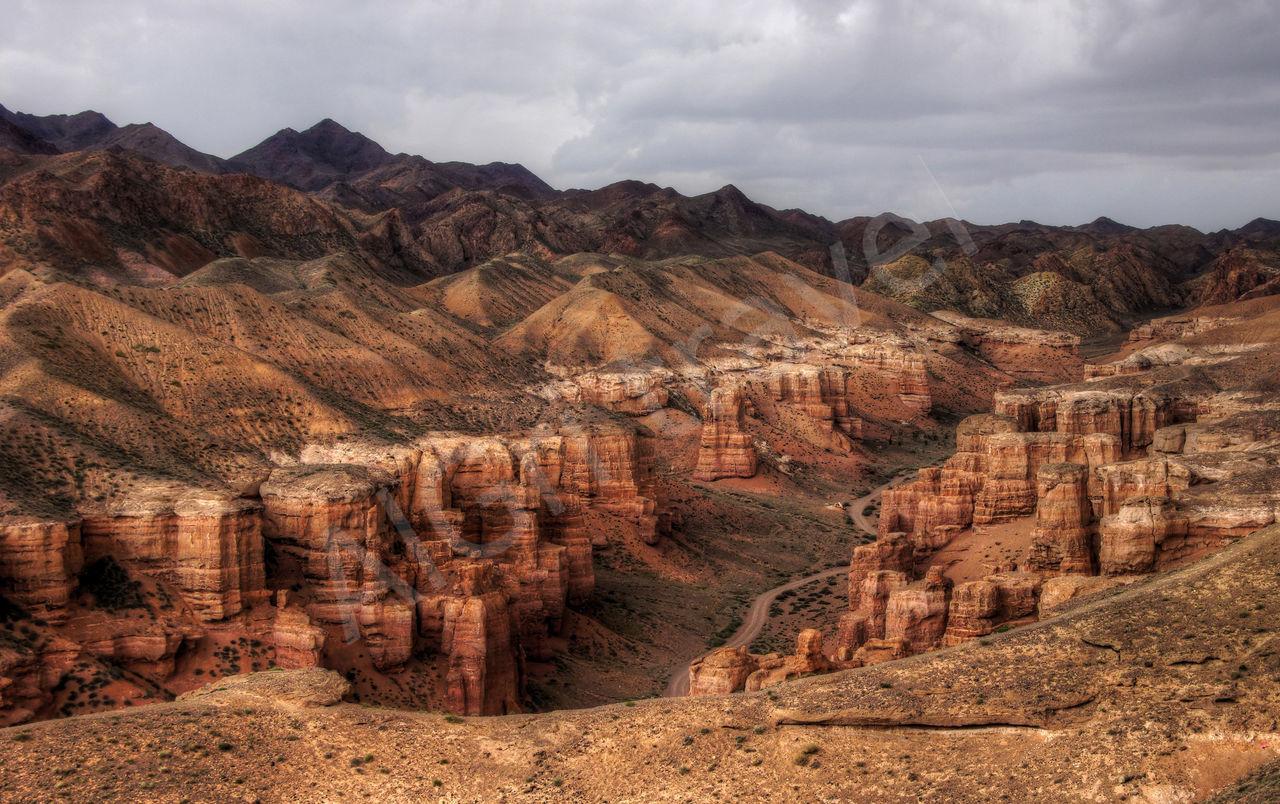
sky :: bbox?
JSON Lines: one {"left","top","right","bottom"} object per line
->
{"left": 2, "top": 0, "right": 1277, "bottom": 230}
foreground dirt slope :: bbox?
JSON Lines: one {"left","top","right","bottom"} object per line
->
{"left": 4, "top": 522, "right": 1277, "bottom": 802}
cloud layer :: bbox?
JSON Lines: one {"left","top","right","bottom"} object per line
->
{"left": 3, "top": 0, "right": 1277, "bottom": 229}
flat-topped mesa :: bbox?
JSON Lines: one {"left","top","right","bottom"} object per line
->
{"left": 941, "top": 579, "right": 999, "bottom": 645}
{"left": 1127, "top": 314, "right": 1237, "bottom": 345}
{"left": 1026, "top": 463, "right": 1094, "bottom": 575}
{"left": 1154, "top": 409, "right": 1280, "bottom": 456}
{"left": 1097, "top": 456, "right": 1189, "bottom": 517}
{"left": 0, "top": 518, "right": 83, "bottom": 624}
{"left": 80, "top": 488, "right": 268, "bottom": 622}
{"left": 845, "top": 568, "right": 954, "bottom": 667}
{"left": 693, "top": 384, "right": 759, "bottom": 481}
{"left": 1083, "top": 344, "right": 1211, "bottom": 380}
{"left": 877, "top": 414, "right": 1018, "bottom": 543}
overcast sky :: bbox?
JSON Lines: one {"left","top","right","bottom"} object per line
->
{"left": 2, "top": 0, "right": 1277, "bottom": 229}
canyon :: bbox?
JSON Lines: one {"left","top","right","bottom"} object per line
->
{"left": 1, "top": 234, "right": 1094, "bottom": 723}
{"left": 684, "top": 293, "right": 1280, "bottom": 696}
{"left": 0, "top": 102, "right": 1279, "bottom": 802}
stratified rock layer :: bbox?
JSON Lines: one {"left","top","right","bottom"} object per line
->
{"left": 693, "top": 385, "right": 758, "bottom": 481}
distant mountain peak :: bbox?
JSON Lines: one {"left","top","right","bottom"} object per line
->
{"left": 0, "top": 105, "right": 117, "bottom": 151}
{"left": 1237, "top": 217, "right": 1280, "bottom": 237}
{"left": 231, "top": 118, "right": 394, "bottom": 190}
{"left": 1080, "top": 215, "right": 1137, "bottom": 234}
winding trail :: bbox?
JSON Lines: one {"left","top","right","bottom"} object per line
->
{"left": 663, "top": 476, "right": 901, "bottom": 697}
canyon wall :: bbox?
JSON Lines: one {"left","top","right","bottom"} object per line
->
{"left": 837, "top": 367, "right": 1279, "bottom": 672}
{"left": 0, "top": 420, "right": 661, "bottom": 722}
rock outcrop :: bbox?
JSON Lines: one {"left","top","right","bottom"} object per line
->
{"left": 744, "top": 629, "right": 832, "bottom": 691}
{"left": 687, "top": 645, "right": 759, "bottom": 697}
{"left": 693, "top": 385, "right": 758, "bottom": 481}
{"left": 548, "top": 370, "right": 670, "bottom": 415}
{"left": 882, "top": 566, "right": 952, "bottom": 655}
{"left": 0, "top": 518, "right": 83, "bottom": 624}
{"left": 80, "top": 489, "right": 267, "bottom": 623}
{"left": 1026, "top": 463, "right": 1094, "bottom": 574}
{"left": 269, "top": 591, "right": 327, "bottom": 669}
{"left": 438, "top": 563, "right": 522, "bottom": 716}
{"left": 1098, "top": 496, "right": 1190, "bottom": 575}
{"left": 689, "top": 629, "right": 834, "bottom": 696}
{"left": 767, "top": 366, "right": 863, "bottom": 443}
{"left": 879, "top": 413, "right": 1120, "bottom": 546}
{"left": 827, "top": 355, "right": 1280, "bottom": 676}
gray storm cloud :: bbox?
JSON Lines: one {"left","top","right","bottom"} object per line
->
{"left": 1, "top": 0, "right": 1276, "bottom": 229}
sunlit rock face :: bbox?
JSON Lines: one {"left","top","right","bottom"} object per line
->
{"left": 693, "top": 385, "right": 758, "bottom": 481}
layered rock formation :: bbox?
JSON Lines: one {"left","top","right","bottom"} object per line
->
{"left": 0, "top": 417, "right": 665, "bottom": 723}
{"left": 687, "top": 646, "right": 758, "bottom": 697}
{"left": 766, "top": 367, "right": 863, "bottom": 444}
{"left": 81, "top": 488, "right": 268, "bottom": 622}
{"left": 743, "top": 629, "right": 832, "bottom": 691}
{"left": 0, "top": 519, "right": 83, "bottom": 624}
{"left": 1026, "top": 463, "right": 1094, "bottom": 574}
{"left": 1098, "top": 496, "right": 1189, "bottom": 575}
{"left": 687, "top": 629, "right": 834, "bottom": 697}
{"left": 824, "top": 348, "right": 1280, "bottom": 674}
{"left": 547, "top": 370, "right": 670, "bottom": 415}
{"left": 693, "top": 385, "right": 759, "bottom": 481}
{"left": 878, "top": 412, "right": 1120, "bottom": 549}
{"left": 927, "top": 310, "right": 1084, "bottom": 385}
{"left": 437, "top": 563, "right": 521, "bottom": 716}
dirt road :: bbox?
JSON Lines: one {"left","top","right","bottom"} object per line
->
{"left": 663, "top": 476, "right": 898, "bottom": 697}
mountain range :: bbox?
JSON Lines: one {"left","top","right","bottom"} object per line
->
{"left": 1, "top": 103, "right": 1277, "bottom": 335}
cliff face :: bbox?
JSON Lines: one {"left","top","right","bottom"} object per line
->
{"left": 825, "top": 348, "right": 1280, "bottom": 675}
{"left": 56, "top": 488, "right": 268, "bottom": 626}
{"left": 1027, "top": 462, "right": 1094, "bottom": 574}
{"left": 288, "top": 422, "right": 660, "bottom": 711}
{"left": 0, "top": 519, "right": 83, "bottom": 624}
{"left": 878, "top": 412, "right": 1120, "bottom": 549}
{"left": 693, "top": 385, "right": 758, "bottom": 481}
{"left": 0, "top": 418, "right": 663, "bottom": 723}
